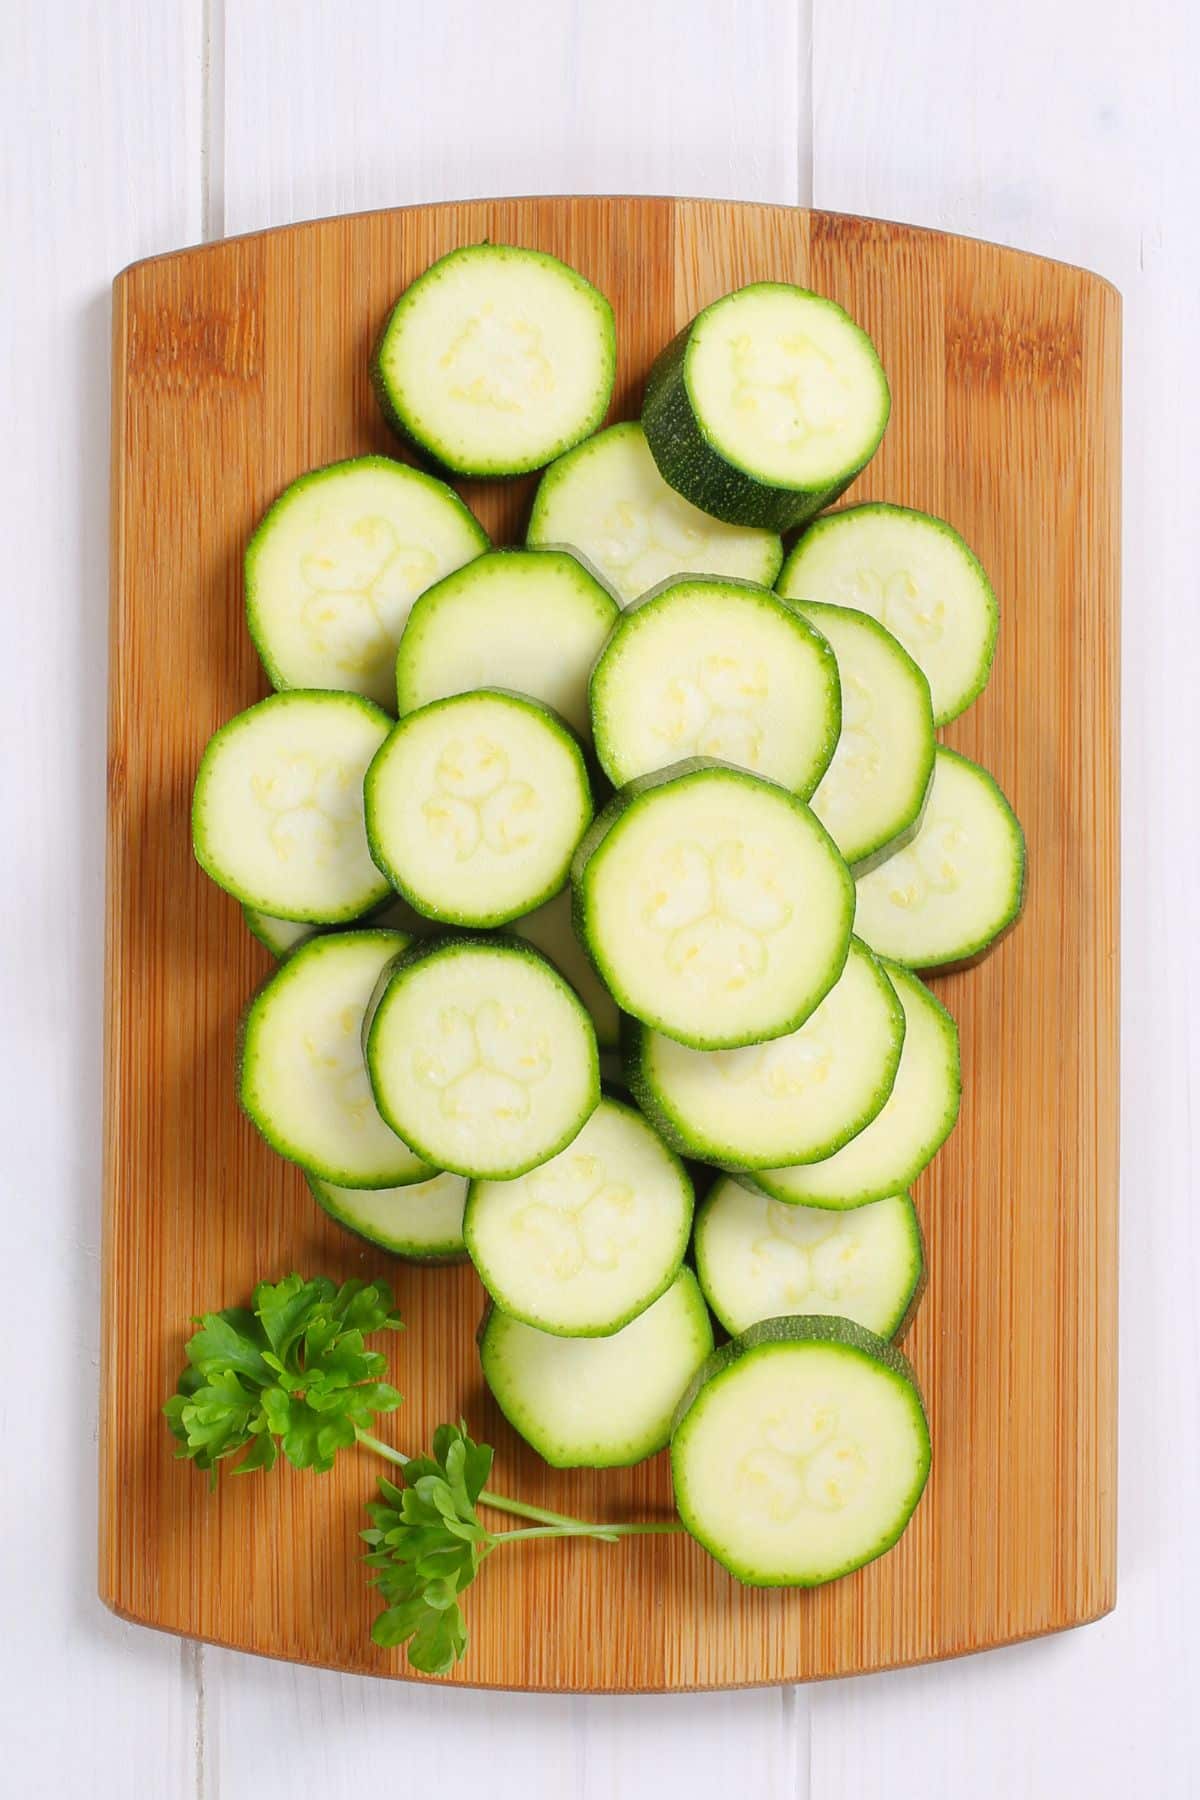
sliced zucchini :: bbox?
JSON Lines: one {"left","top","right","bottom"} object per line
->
{"left": 364, "top": 690, "right": 592, "bottom": 928}
{"left": 394, "top": 548, "right": 618, "bottom": 741}
{"left": 372, "top": 243, "right": 616, "bottom": 477}
{"left": 465, "top": 1096, "right": 692, "bottom": 1337}
{"left": 307, "top": 1169, "right": 468, "bottom": 1263}
{"left": 526, "top": 421, "right": 782, "bottom": 605}
{"left": 670, "top": 1315, "right": 930, "bottom": 1586}
{"left": 626, "top": 939, "right": 903, "bottom": 1168}
{"left": 479, "top": 1269, "right": 714, "bottom": 1468}
{"left": 243, "top": 891, "right": 429, "bottom": 961}
{"left": 791, "top": 602, "right": 935, "bottom": 868}
{"left": 509, "top": 886, "right": 620, "bottom": 1050}
{"left": 364, "top": 934, "right": 599, "bottom": 1180}
{"left": 239, "top": 930, "right": 432, "bottom": 1188}
{"left": 243, "top": 909, "right": 314, "bottom": 959}
{"left": 245, "top": 456, "right": 487, "bottom": 711}
{"left": 694, "top": 1179, "right": 923, "bottom": 1340}
{"left": 777, "top": 503, "right": 998, "bottom": 725}
{"left": 193, "top": 691, "right": 392, "bottom": 923}
{"left": 573, "top": 760, "right": 854, "bottom": 1050}
{"left": 589, "top": 576, "right": 840, "bottom": 796}
{"left": 642, "top": 283, "right": 889, "bottom": 531}
{"left": 745, "top": 962, "right": 959, "bottom": 1209}
{"left": 853, "top": 748, "right": 1025, "bottom": 969}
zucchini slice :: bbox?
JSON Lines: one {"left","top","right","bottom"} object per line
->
{"left": 670, "top": 1315, "right": 930, "bottom": 1586}
{"left": 572, "top": 760, "right": 854, "bottom": 1050}
{"left": 694, "top": 1179, "right": 923, "bottom": 1340}
{"left": 589, "top": 576, "right": 840, "bottom": 796}
{"left": 245, "top": 455, "right": 487, "bottom": 711}
{"left": 626, "top": 939, "right": 904, "bottom": 1168}
{"left": 465, "top": 1095, "right": 692, "bottom": 1337}
{"left": 744, "top": 961, "right": 960, "bottom": 1209}
{"left": 509, "top": 886, "right": 621, "bottom": 1050}
{"left": 792, "top": 602, "right": 935, "bottom": 868}
{"left": 364, "top": 690, "right": 593, "bottom": 928}
{"left": 479, "top": 1269, "right": 714, "bottom": 1469}
{"left": 243, "top": 891, "right": 429, "bottom": 960}
{"left": 372, "top": 244, "right": 616, "bottom": 477}
{"left": 364, "top": 934, "right": 600, "bottom": 1180}
{"left": 193, "top": 691, "right": 392, "bottom": 923}
{"left": 642, "top": 283, "right": 889, "bottom": 531}
{"left": 778, "top": 503, "right": 998, "bottom": 725}
{"left": 853, "top": 748, "right": 1025, "bottom": 969}
{"left": 307, "top": 1169, "right": 468, "bottom": 1263}
{"left": 239, "top": 929, "right": 433, "bottom": 1189}
{"left": 527, "top": 420, "right": 782, "bottom": 604}
{"left": 394, "top": 548, "right": 618, "bottom": 741}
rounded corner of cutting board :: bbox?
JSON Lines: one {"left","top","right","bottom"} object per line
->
{"left": 104, "top": 193, "right": 1119, "bottom": 1693}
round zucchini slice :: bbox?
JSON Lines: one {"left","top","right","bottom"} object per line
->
{"left": 193, "top": 691, "right": 392, "bottom": 924}
{"left": 589, "top": 575, "right": 840, "bottom": 797}
{"left": 572, "top": 759, "right": 854, "bottom": 1050}
{"left": 642, "top": 282, "right": 890, "bottom": 532}
{"left": 527, "top": 420, "right": 782, "bottom": 604}
{"left": 626, "top": 939, "right": 904, "bottom": 1168}
{"left": 307, "top": 1169, "right": 468, "bottom": 1263}
{"left": 245, "top": 455, "right": 487, "bottom": 711}
{"left": 778, "top": 503, "right": 997, "bottom": 725}
{"left": 671, "top": 1315, "right": 930, "bottom": 1586}
{"left": 372, "top": 244, "right": 616, "bottom": 477}
{"left": 479, "top": 1269, "right": 714, "bottom": 1469}
{"left": 465, "top": 1096, "right": 692, "bottom": 1337}
{"left": 364, "top": 689, "right": 593, "bottom": 928}
{"left": 852, "top": 748, "right": 1025, "bottom": 970}
{"left": 364, "top": 934, "right": 599, "bottom": 1180}
{"left": 239, "top": 929, "right": 433, "bottom": 1189}
{"left": 694, "top": 1180, "right": 923, "bottom": 1340}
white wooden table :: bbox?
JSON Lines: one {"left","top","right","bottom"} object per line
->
{"left": 2, "top": 1, "right": 1195, "bottom": 1793}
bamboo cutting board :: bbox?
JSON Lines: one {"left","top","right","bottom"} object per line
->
{"left": 102, "top": 198, "right": 1120, "bottom": 1690}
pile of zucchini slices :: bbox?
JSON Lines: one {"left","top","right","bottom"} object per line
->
{"left": 194, "top": 242, "right": 1024, "bottom": 1589}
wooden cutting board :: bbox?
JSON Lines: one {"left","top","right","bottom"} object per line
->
{"left": 101, "top": 197, "right": 1120, "bottom": 1691}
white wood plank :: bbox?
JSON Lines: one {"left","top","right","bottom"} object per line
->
{"left": 207, "top": 1652, "right": 804, "bottom": 1800}
{"left": 809, "top": 2, "right": 1199, "bottom": 1795}
{"left": 0, "top": 3, "right": 204, "bottom": 1798}
{"left": 220, "top": 0, "right": 808, "bottom": 234}
{"left": 209, "top": 4, "right": 811, "bottom": 1795}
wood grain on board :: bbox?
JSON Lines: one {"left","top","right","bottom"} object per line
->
{"left": 101, "top": 197, "right": 1120, "bottom": 1691}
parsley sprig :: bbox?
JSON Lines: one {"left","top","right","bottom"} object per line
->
{"left": 164, "top": 1274, "right": 403, "bottom": 1481}
{"left": 166, "top": 1273, "right": 682, "bottom": 1677}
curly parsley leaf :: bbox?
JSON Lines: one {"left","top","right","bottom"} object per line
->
{"left": 164, "top": 1274, "right": 402, "bottom": 1482}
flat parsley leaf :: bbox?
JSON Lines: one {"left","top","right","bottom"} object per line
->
{"left": 165, "top": 1274, "right": 402, "bottom": 1483}
{"left": 363, "top": 1421, "right": 494, "bottom": 1676}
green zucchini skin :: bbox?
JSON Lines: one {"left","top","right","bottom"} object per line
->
{"left": 641, "top": 296, "right": 889, "bottom": 533}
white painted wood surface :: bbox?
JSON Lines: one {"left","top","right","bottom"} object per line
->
{"left": 2, "top": 0, "right": 1194, "bottom": 1793}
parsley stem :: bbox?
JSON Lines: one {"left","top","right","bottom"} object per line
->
{"left": 493, "top": 1522, "right": 686, "bottom": 1544}
{"left": 354, "top": 1428, "right": 682, "bottom": 1535}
